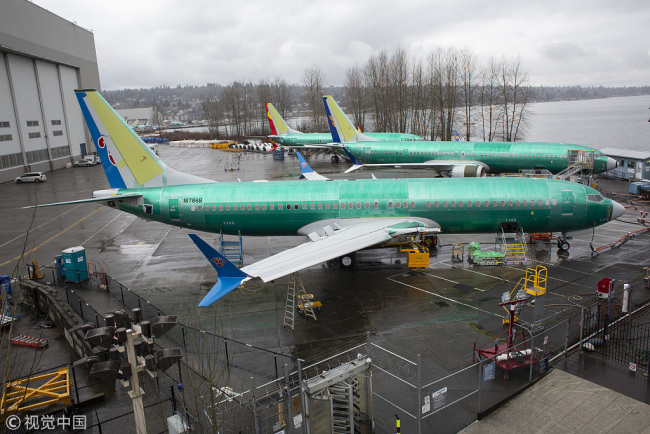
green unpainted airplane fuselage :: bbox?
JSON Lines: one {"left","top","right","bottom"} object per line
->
{"left": 112, "top": 177, "right": 615, "bottom": 236}
{"left": 345, "top": 141, "right": 612, "bottom": 174}
{"left": 269, "top": 132, "right": 423, "bottom": 147}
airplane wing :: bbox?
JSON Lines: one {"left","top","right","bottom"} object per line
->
{"left": 189, "top": 217, "right": 440, "bottom": 306}
{"left": 345, "top": 160, "right": 489, "bottom": 177}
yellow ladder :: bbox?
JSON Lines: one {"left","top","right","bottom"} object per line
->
{"left": 284, "top": 273, "right": 317, "bottom": 330}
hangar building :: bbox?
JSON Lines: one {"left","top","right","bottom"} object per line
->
{"left": 0, "top": 0, "right": 101, "bottom": 183}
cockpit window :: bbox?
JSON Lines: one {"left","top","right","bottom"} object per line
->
{"left": 594, "top": 152, "right": 604, "bottom": 158}
{"left": 587, "top": 194, "right": 605, "bottom": 202}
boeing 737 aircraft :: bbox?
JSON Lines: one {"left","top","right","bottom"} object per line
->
{"left": 323, "top": 96, "right": 617, "bottom": 177}
{"left": 32, "top": 90, "right": 624, "bottom": 307}
{"left": 266, "top": 102, "right": 424, "bottom": 160}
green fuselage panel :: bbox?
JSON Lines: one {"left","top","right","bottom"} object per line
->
{"left": 270, "top": 132, "right": 423, "bottom": 146}
{"left": 115, "top": 177, "right": 614, "bottom": 237}
{"left": 345, "top": 142, "right": 610, "bottom": 174}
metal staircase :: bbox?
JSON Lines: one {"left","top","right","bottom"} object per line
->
{"left": 554, "top": 149, "right": 595, "bottom": 181}
{"left": 218, "top": 230, "right": 243, "bottom": 267}
{"left": 330, "top": 378, "right": 361, "bottom": 434}
{"left": 497, "top": 228, "right": 528, "bottom": 264}
{"left": 283, "top": 273, "right": 317, "bottom": 330}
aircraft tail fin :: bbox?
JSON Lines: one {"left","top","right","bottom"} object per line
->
{"left": 266, "top": 103, "right": 301, "bottom": 135}
{"left": 322, "top": 95, "right": 377, "bottom": 143}
{"left": 296, "top": 151, "right": 330, "bottom": 180}
{"left": 75, "top": 90, "right": 213, "bottom": 189}
{"left": 453, "top": 129, "right": 461, "bottom": 141}
{"left": 189, "top": 234, "right": 249, "bottom": 306}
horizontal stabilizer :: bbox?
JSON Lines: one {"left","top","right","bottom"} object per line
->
{"left": 189, "top": 233, "right": 248, "bottom": 306}
{"left": 23, "top": 193, "right": 143, "bottom": 209}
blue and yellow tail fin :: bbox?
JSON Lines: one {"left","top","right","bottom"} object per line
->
{"left": 322, "top": 95, "right": 376, "bottom": 143}
{"left": 75, "top": 90, "right": 213, "bottom": 189}
{"left": 265, "top": 103, "right": 301, "bottom": 136}
{"left": 453, "top": 129, "right": 461, "bottom": 141}
{"left": 189, "top": 234, "right": 249, "bottom": 306}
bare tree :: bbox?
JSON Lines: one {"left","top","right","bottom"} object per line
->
{"left": 201, "top": 93, "right": 223, "bottom": 139}
{"left": 257, "top": 79, "right": 272, "bottom": 136}
{"left": 389, "top": 47, "right": 411, "bottom": 133}
{"left": 272, "top": 78, "right": 293, "bottom": 119}
{"left": 344, "top": 66, "right": 366, "bottom": 131}
{"left": 497, "top": 55, "right": 532, "bottom": 141}
{"left": 458, "top": 47, "right": 479, "bottom": 140}
{"left": 302, "top": 65, "right": 326, "bottom": 132}
{"left": 478, "top": 57, "right": 502, "bottom": 141}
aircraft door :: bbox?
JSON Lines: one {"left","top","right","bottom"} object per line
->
{"left": 169, "top": 198, "right": 181, "bottom": 221}
{"left": 561, "top": 190, "right": 574, "bottom": 216}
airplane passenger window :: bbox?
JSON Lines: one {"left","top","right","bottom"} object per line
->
{"left": 348, "top": 202, "right": 353, "bottom": 209}
{"left": 442, "top": 201, "right": 448, "bottom": 207}
{"left": 551, "top": 200, "right": 556, "bottom": 206}
{"left": 538, "top": 200, "right": 543, "bottom": 206}
{"left": 198, "top": 205, "right": 203, "bottom": 212}
{"left": 365, "top": 202, "right": 370, "bottom": 209}
{"left": 410, "top": 202, "right": 415, "bottom": 208}
{"left": 233, "top": 205, "right": 238, "bottom": 211}
{"left": 341, "top": 203, "right": 346, "bottom": 209}
{"left": 286, "top": 204, "right": 291, "bottom": 210}
{"left": 318, "top": 203, "right": 323, "bottom": 209}
{"left": 388, "top": 201, "right": 393, "bottom": 208}
{"left": 191, "top": 205, "right": 196, "bottom": 212}
{"left": 467, "top": 201, "right": 472, "bottom": 207}
{"left": 295, "top": 204, "right": 299, "bottom": 210}
{"left": 247, "top": 204, "right": 252, "bottom": 211}
{"left": 325, "top": 203, "right": 330, "bottom": 209}
{"left": 530, "top": 200, "right": 535, "bottom": 206}
{"left": 459, "top": 201, "right": 464, "bottom": 207}
{"left": 302, "top": 203, "right": 307, "bottom": 210}
{"left": 403, "top": 202, "right": 408, "bottom": 208}
{"left": 522, "top": 200, "right": 527, "bottom": 206}
{"left": 262, "top": 204, "right": 267, "bottom": 211}
{"left": 219, "top": 205, "right": 223, "bottom": 211}
{"left": 434, "top": 201, "right": 439, "bottom": 208}
{"left": 356, "top": 202, "right": 362, "bottom": 209}
{"left": 515, "top": 200, "right": 520, "bottom": 206}
{"left": 396, "top": 202, "right": 402, "bottom": 209}
{"left": 310, "top": 203, "right": 315, "bottom": 210}
{"left": 374, "top": 201, "right": 379, "bottom": 209}
{"left": 507, "top": 201, "right": 512, "bottom": 207}
{"left": 451, "top": 201, "right": 456, "bottom": 207}
{"left": 269, "top": 204, "right": 274, "bottom": 210}
{"left": 333, "top": 203, "right": 338, "bottom": 209}
{"left": 255, "top": 204, "right": 260, "bottom": 211}
{"left": 426, "top": 201, "right": 431, "bottom": 208}
{"left": 226, "top": 205, "right": 231, "bottom": 211}
{"left": 499, "top": 201, "right": 505, "bottom": 207}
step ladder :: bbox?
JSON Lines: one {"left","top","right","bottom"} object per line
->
{"left": 218, "top": 231, "right": 243, "bottom": 267}
{"left": 496, "top": 228, "right": 528, "bottom": 264}
{"left": 283, "top": 273, "right": 317, "bottom": 330}
{"left": 503, "top": 243, "right": 527, "bottom": 264}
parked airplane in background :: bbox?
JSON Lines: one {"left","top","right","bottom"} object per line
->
{"left": 323, "top": 96, "right": 617, "bottom": 177}
{"left": 265, "top": 103, "right": 424, "bottom": 162}
{"left": 30, "top": 90, "right": 624, "bottom": 307}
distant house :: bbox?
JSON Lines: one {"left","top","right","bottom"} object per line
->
{"left": 599, "top": 148, "right": 650, "bottom": 180}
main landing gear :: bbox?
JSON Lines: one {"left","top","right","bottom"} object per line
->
{"left": 339, "top": 253, "right": 355, "bottom": 268}
{"left": 557, "top": 233, "right": 570, "bottom": 251}
{"left": 331, "top": 154, "right": 340, "bottom": 164}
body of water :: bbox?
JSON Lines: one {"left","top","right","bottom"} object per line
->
{"left": 525, "top": 95, "right": 649, "bottom": 151}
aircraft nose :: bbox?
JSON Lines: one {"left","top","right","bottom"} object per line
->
{"left": 611, "top": 201, "right": 625, "bottom": 220}
{"left": 607, "top": 157, "right": 617, "bottom": 171}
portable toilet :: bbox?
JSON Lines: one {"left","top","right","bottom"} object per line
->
{"left": 54, "top": 256, "right": 65, "bottom": 280}
{"left": 62, "top": 246, "right": 89, "bottom": 282}
{"left": 0, "top": 275, "right": 11, "bottom": 295}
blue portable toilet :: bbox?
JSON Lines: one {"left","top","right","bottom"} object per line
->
{"left": 61, "top": 246, "right": 89, "bottom": 282}
{"left": 0, "top": 275, "right": 11, "bottom": 295}
{"left": 54, "top": 256, "right": 65, "bottom": 280}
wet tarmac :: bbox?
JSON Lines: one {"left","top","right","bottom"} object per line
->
{"left": 1, "top": 146, "right": 649, "bottom": 431}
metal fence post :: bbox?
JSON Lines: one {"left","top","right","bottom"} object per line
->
{"left": 477, "top": 359, "right": 483, "bottom": 414}
{"left": 65, "top": 286, "right": 69, "bottom": 304}
{"left": 564, "top": 317, "right": 571, "bottom": 357}
{"left": 529, "top": 334, "right": 535, "bottom": 382}
{"left": 417, "top": 353, "right": 421, "bottom": 434}
{"left": 251, "top": 376, "right": 260, "bottom": 434}
{"left": 181, "top": 325, "right": 186, "bottom": 351}
{"left": 284, "top": 364, "right": 294, "bottom": 433}
{"left": 297, "top": 359, "right": 307, "bottom": 434}
{"left": 224, "top": 340, "right": 230, "bottom": 369}
{"left": 79, "top": 298, "right": 84, "bottom": 320}
{"left": 120, "top": 285, "right": 125, "bottom": 306}
{"left": 95, "top": 313, "right": 99, "bottom": 328}
{"left": 579, "top": 307, "right": 584, "bottom": 347}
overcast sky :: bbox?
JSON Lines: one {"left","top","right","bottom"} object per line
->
{"left": 32, "top": 0, "right": 650, "bottom": 90}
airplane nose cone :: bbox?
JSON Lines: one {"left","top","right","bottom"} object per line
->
{"left": 611, "top": 201, "right": 625, "bottom": 220}
{"left": 607, "top": 157, "right": 617, "bottom": 171}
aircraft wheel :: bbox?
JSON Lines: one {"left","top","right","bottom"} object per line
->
{"left": 339, "top": 254, "right": 355, "bottom": 268}
{"left": 557, "top": 240, "right": 570, "bottom": 251}
{"left": 331, "top": 155, "right": 340, "bottom": 164}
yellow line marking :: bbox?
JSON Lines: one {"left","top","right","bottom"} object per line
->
{"left": 0, "top": 207, "right": 102, "bottom": 267}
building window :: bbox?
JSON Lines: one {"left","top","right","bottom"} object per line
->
{"left": 0, "top": 121, "right": 10, "bottom": 128}
{"left": 51, "top": 120, "right": 62, "bottom": 125}
{"left": 26, "top": 120, "right": 39, "bottom": 127}
{"left": 53, "top": 130, "right": 63, "bottom": 136}
{"left": 0, "top": 134, "right": 13, "bottom": 141}
{"left": 28, "top": 132, "right": 41, "bottom": 139}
